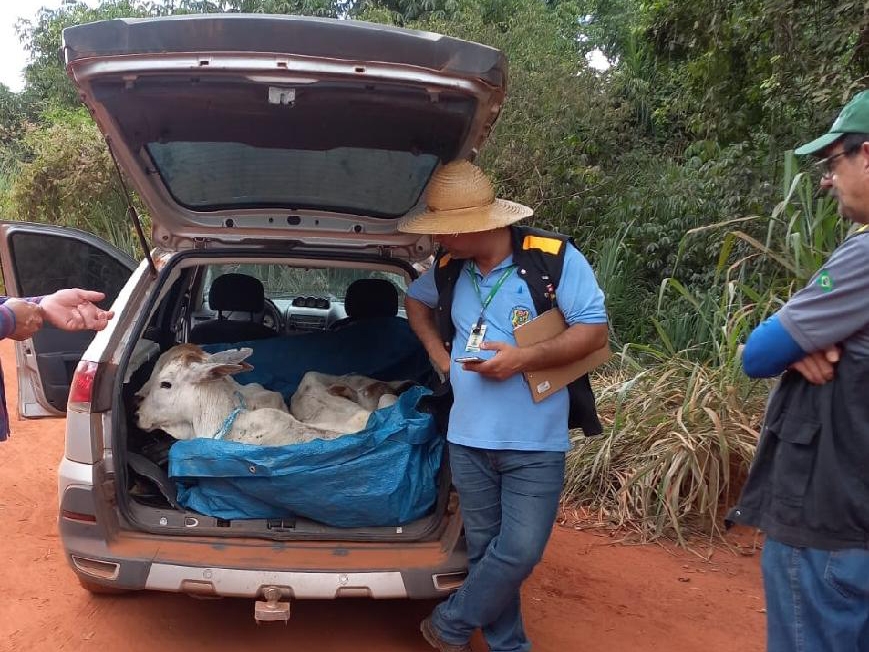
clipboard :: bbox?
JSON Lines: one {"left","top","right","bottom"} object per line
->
{"left": 513, "top": 309, "right": 610, "bottom": 402}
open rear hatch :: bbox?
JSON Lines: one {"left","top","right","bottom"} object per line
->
{"left": 62, "top": 14, "right": 507, "bottom": 253}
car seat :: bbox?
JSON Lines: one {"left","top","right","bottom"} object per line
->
{"left": 329, "top": 278, "right": 399, "bottom": 330}
{"left": 189, "top": 273, "right": 277, "bottom": 344}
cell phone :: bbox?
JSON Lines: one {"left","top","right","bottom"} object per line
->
{"left": 454, "top": 355, "right": 485, "bottom": 363}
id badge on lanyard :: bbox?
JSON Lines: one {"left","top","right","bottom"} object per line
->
{"left": 465, "top": 323, "right": 487, "bottom": 352}
{"left": 464, "top": 263, "right": 514, "bottom": 352}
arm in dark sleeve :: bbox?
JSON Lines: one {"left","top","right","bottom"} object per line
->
{"left": 0, "top": 301, "right": 13, "bottom": 340}
{"left": 0, "top": 295, "right": 44, "bottom": 340}
{"left": 742, "top": 312, "right": 807, "bottom": 378}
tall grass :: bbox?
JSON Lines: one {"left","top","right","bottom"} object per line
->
{"left": 564, "top": 153, "right": 842, "bottom": 543}
{"left": 0, "top": 157, "right": 17, "bottom": 220}
{"left": 591, "top": 225, "right": 652, "bottom": 347}
{"left": 566, "top": 353, "right": 765, "bottom": 544}
{"left": 76, "top": 196, "right": 148, "bottom": 260}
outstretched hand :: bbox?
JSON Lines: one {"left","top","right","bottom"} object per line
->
{"left": 40, "top": 289, "right": 114, "bottom": 332}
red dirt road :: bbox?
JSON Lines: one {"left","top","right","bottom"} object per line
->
{"left": 0, "top": 340, "right": 766, "bottom": 652}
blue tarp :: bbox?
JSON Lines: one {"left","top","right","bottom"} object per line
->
{"left": 167, "top": 318, "right": 442, "bottom": 527}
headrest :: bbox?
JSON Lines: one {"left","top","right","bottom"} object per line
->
{"left": 344, "top": 278, "right": 398, "bottom": 320}
{"left": 208, "top": 273, "right": 265, "bottom": 313}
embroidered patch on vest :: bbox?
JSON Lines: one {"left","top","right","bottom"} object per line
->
{"left": 816, "top": 269, "right": 834, "bottom": 292}
{"left": 510, "top": 306, "right": 532, "bottom": 328}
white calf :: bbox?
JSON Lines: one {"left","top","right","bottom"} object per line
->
{"left": 291, "top": 371, "right": 413, "bottom": 433}
{"left": 139, "top": 344, "right": 288, "bottom": 414}
{"left": 135, "top": 345, "right": 340, "bottom": 445}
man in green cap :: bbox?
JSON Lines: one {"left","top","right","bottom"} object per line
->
{"left": 728, "top": 89, "right": 869, "bottom": 651}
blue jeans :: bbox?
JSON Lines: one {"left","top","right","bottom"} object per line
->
{"left": 762, "top": 537, "right": 869, "bottom": 652}
{"left": 430, "top": 443, "right": 565, "bottom": 652}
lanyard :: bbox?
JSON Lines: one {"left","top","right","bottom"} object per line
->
{"left": 466, "top": 263, "right": 515, "bottom": 332}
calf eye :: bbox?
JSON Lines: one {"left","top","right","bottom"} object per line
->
{"left": 160, "top": 381, "right": 172, "bottom": 389}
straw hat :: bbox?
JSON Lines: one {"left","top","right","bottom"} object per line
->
{"left": 398, "top": 161, "right": 533, "bottom": 235}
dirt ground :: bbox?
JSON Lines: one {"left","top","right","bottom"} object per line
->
{"left": 0, "top": 340, "right": 767, "bottom": 652}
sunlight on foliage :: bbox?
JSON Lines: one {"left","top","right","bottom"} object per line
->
{"left": 7, "top": 107, "right": 146, "bottom": 257}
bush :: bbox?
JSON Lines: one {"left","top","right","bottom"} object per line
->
{"left": 7, "top": 107, "right": 146, "bottom": 256}
{"left": 567, "top": 352, "right": 767, "bottom": 544}
{"left": 567, "top": 154, "right": 842, "bottom": 543}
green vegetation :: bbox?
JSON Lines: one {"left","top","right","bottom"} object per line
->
{"left": 1, "top": 0, "right": 861, "bottom": 541}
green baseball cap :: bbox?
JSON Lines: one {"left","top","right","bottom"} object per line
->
{"left": 795, "top": 89, "right": 869, "bottom": 156}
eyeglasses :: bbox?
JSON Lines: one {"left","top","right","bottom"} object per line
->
{"left": 814, "top": 147, "right": 858, "bottom": 178}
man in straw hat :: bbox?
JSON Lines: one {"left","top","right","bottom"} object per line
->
{"left": 729, "top": 89, "right": 869, "bottom": 651}
{"left": 401, "top": 160, "right": 609, "bottom": 652}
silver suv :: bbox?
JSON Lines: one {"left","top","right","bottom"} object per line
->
{"left": 0, "top": 14, "right": 505, "bottom": 614}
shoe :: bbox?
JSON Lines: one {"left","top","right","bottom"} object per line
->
{"left": 420, "top": 616, "right": 473, "bottom": 652}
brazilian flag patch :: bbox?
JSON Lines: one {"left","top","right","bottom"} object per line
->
{"left": 816, "top": 269, "right": 834, "bottom": 292}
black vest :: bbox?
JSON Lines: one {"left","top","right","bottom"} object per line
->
{"left": 432, "top": 225, "right": 603, "bottom": 437}
{"left": 727, "top": 352, "right": 869, "bottom": 549}
{"left": 728, "top": 227, "right": 869, "bottom": 548}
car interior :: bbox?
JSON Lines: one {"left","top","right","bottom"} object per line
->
{"left": 118, "top": 256, "right": 449, "bottom": 540}
{"left": 188, "top": 273, "right": 279, "bottom": 344}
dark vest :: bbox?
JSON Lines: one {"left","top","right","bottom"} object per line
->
{"left": 727, "top": 352, "right": 869, "bottom": 549}
{"left": 728, "top": 227, "right": 869, "bottom": 548}
{"left": 432, "top": 225, "right": 603, "bottom": 437}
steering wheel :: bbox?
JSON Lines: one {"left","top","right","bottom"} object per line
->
{"left": 261, "top": 298, "right": 284, "bottom": 333}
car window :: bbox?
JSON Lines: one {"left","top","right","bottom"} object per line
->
{"left": 7, "top": 231, "right": 129, "bottom": 309}
{"left": 204, "top": 264, "right": 407, "bottom": 302}
{"left": 125, "top": 80, "right": 478, "bottom": 218}
{"left": 149, "top": 143, "right": 439, "bottom": 218}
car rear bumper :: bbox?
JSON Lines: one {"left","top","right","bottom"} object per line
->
{"left": 62, "top": 537, "right": 467, "bottom": 599}
{"left": 59, "top": 461, "right": 467, "bottom": 599}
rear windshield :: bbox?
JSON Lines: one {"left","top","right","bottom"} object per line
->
{"left": 96, "top": 78, "right": 477, "bottom": 217}
{"left": 148, "top": 144, "right": 438, "bottom": 216}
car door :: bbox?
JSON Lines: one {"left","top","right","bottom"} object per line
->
{"left": 0, "top": 221, "right": 136, "bottom": 417}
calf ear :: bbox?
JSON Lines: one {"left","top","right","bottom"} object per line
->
{"left": 327, "top": 384, "right": 357, "bottom": 401}
{"left": 207, "top": 348, "right": 254, "bottom": 366}
{"left": 190, "top": 361, "right": 251, "bottom": 382}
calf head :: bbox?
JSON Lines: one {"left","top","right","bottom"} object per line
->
{"left": 330, "top": 378, "right": 415, "bottom": 412}
{"left": 135, "top": 344, "right": 254, "bottom": 440}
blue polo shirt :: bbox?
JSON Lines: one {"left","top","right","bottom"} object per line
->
{"left": 407, "top": 246, "right": 607, "bottom": 451}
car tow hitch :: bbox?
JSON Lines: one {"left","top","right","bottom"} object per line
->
{"left": 254, "top": 587, "right": 291, "bottom": 624}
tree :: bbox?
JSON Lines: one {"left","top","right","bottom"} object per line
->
{"left": 18, "top": 1, "right": 156, "bottom": 110}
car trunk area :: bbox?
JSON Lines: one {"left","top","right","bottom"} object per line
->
{"left": 111, "top": 253, "right": 453, "bottom": 544}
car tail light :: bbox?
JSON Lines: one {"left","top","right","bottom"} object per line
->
{"left": 62, "top": 510, "right": 97, "bottom": 523}
{"left": 68, "top": 360, "right": 99, "bottom": 412}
